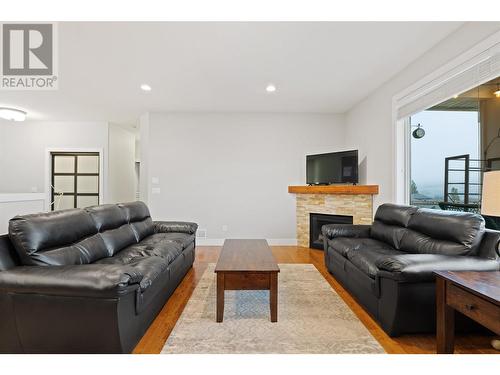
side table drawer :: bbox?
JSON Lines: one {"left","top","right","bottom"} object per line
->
{"left": 447, "top": 284, "right": 500, "bottom": 335}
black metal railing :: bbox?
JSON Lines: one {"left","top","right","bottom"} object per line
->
{"left": 438, "top": 202, "right": 481, "bottom": 213}
{"left": 443, "top": 154, "right": 483, "bottom": 211}
{"left": 413, "top": 155, "right": 499, "bottom": 214}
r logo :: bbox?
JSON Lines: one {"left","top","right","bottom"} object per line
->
{"left": 2, "top": 24, "right": 53, "bottom": 76}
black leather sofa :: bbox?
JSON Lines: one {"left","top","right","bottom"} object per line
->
{"left": 0, "top": 201, "right": 197, "bottom": 353}
{"left": 322, "top": 203, "right": 500, "bottom": 336}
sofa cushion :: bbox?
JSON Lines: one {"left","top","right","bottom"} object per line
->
{"left": 19, "top": 237, "right": 108, "bottom": 267}
{"left": 125, "top": 256, "right": 169, "bottom": 291}
{"left": 8, "top": 209, "right": 107, "bottom": 266}
{"left": 346, "top": 247, "right": 404, "bottom": 279}
{"left": 95, "top": 246, "right": 141, "bottom": 265}
{"left": 370, "top": 204, "right": 417, "bottom": 249}
{"left": 138, "top": 239, "right": 183, "bottom": 264}
{"left": 328, "top": 237, "right": 395, "bottom": 258}
{"left": 96, "top": 254, "right": 169, "bottom": 292}
{"left": 130, "top": 217, "right": 154, "bottom": 242}
{"left": 99, "top": 225, "right": 137, "bottom": 256}
{"left": 118, "top": 202, "right": 154, "bottom": 242}
{"left": 374, "top": 204, "right": 418, "bottom": 227}
{"left": 86, "top": 204, "right": 136, "bottom": 256}
{"left": 25, "top": 234, "right": 109, "bottom": 266}
{"left": 119, "top": 201, "right": 150, "bottom": 223}
{"left": 370, "top": 220, "right": 408, "bottom": 250}
{"left": 97, "top": 238, "right": 183, "bottom": 266}
{"left": 401, "top": 209, "right": 485, "bottom": 256}
{"left": 85, "top": 204, "right": 127, "bottom": 232}
{"left": 142, "top": 232, "right": 195, "bottom": 250}
{"left": 376, "top": 254, "right": 500, "bottom": 282}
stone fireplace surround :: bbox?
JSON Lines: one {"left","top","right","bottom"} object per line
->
{"left": 288, "top": 185, "right": 379, "bottom": 248}
{"left": 309, "top": 213, "right": 353, "bottom": 249}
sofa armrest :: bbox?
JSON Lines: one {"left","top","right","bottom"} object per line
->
{"left": 376, "top": 254, "right": 500, "bottom": 282}
{"left": 0, "top": 263, "right": 143, "bottom": 298}
{"left": 153, "top": 221, "right": 198, "bottom": 235}
{"left": 321, "top": 224, "right": 371, "bottom": 240}
{"left": 477, "top": 229, "right": 500, "bottom": 260}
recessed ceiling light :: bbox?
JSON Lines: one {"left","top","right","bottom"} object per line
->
{"left": 140, "top": 84, "right": 152, "bottom": 92}
{"left": 0, "top": 107, "right": 27, "bottom": 121}
{"left": 266, "top": 84, "right": 277, "bottom": 93}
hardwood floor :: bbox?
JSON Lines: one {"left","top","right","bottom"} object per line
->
{"left": 133, "top": 246, "right": 498, "bottom": 354}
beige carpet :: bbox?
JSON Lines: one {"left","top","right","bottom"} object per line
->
{"left": 161, "top": 263, "right": 385, "bottom": 354}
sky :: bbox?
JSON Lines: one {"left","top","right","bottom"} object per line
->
{"left": 410, "top": 110, "right": 480, "bottom": 199}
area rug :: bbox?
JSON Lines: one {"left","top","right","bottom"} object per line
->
{"left": 161, "top": 264, "right": 385, "bottom": 354}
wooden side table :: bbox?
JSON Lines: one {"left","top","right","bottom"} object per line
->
{"left": 435, "top": 271, "right": 500, "bottom": 354}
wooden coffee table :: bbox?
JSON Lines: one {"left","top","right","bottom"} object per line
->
{"left": 435, "top": 271, "right": 500, "bottom": 354}
{"left": 214, "top": 239, "right": 280, "bottom": 323}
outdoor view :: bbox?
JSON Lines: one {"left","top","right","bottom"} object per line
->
{"left": 410, "top": 110, "right": 480, "bottom": 209}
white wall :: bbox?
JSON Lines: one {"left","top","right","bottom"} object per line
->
{"left": 0, "top": 120, "right": 109, "bottom": 203}
{"left": 139, "top": 113, "right": 150, "bottom": 205}
{"left": 142, "top": 112, "right": 346, "bottom": 244}
{"left": 345, "top": 22, "right": 500, "bottom": 209}
{"left": 0, "top": 194, "right": 46, "bottom": 234}
{"left": 108, "top": 124, "right": 137, "bottom": 203}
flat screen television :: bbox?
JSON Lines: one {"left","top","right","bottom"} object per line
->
{"left": 306, "top": 150, "right": 358, "bottom": 185}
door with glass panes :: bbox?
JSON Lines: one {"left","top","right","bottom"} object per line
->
{"left": 51, "top": 152, "right": 100, "bottom": 210}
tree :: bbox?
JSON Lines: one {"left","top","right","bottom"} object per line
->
{"left": 449, "top": 187, "right": 461, "bottom": 203}
{"left": 410, "top": 180, "right": 419, "bottom": 195}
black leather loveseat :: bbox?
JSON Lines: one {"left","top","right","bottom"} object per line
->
{"left": 323, "top": 203, "right": 500, "bottom": 336}
{"left": 0, "top": 201, "right": 197, "bottom": 353}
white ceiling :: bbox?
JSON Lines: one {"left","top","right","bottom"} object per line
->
{"left": 1, "top": 22, "right": 464, "bottom": 125}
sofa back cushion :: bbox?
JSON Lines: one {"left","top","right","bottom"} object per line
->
{"left": 370, "top": 204, "right": 418, "bottom": 249}
{"left": 400, "top": 208, "right": 485, "bottom": 256}
{"left": 9, "top": 209, "right": 108, "bottom": 266}
{"left": 85, "top": 204, "right": 137, "bottom": 256}
{"left": 118, "top": 201, "right": 154, "bottom": 242}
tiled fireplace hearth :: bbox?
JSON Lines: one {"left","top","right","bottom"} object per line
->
{"left": 288, "top": 185, "right": 379, "bottom": 248}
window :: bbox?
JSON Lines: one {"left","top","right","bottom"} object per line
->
{"left": 408, "top": 76, "right": 500, "bottom": 213}
{"left": 410, "top": 110, "right": 480, "bottom": 209}
{"left": 51, "top": 152, "right": 100, "bottom": 210}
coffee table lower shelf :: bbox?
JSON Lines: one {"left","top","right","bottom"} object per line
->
{"left": 215, "top": 271, "right": 279, "bottom": 323}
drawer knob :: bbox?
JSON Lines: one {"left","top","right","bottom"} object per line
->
{"left": 465, "top": 304, "right": 476, "bottom": 311}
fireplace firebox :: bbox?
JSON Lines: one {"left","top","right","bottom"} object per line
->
{"left": 309, "top": 213, "right": 353, "bottom": 250}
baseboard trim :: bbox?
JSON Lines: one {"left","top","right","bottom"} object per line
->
{"left": 196, "top": 238, "right": 298, "bottom": 246}
{"left": 266, "top": 238, "right": 298, "bottom": 246}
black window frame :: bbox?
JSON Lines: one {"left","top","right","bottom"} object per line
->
{"left": 51, "top": 152, "right": 100, "bottom": 211}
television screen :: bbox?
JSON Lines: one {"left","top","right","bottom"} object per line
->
{"left": 306, "top": 150, "right": 358, "bottom": 185}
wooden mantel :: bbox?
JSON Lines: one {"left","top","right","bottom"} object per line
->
{"left": 288, "top": 185, "right": 379, "bottom": 195}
